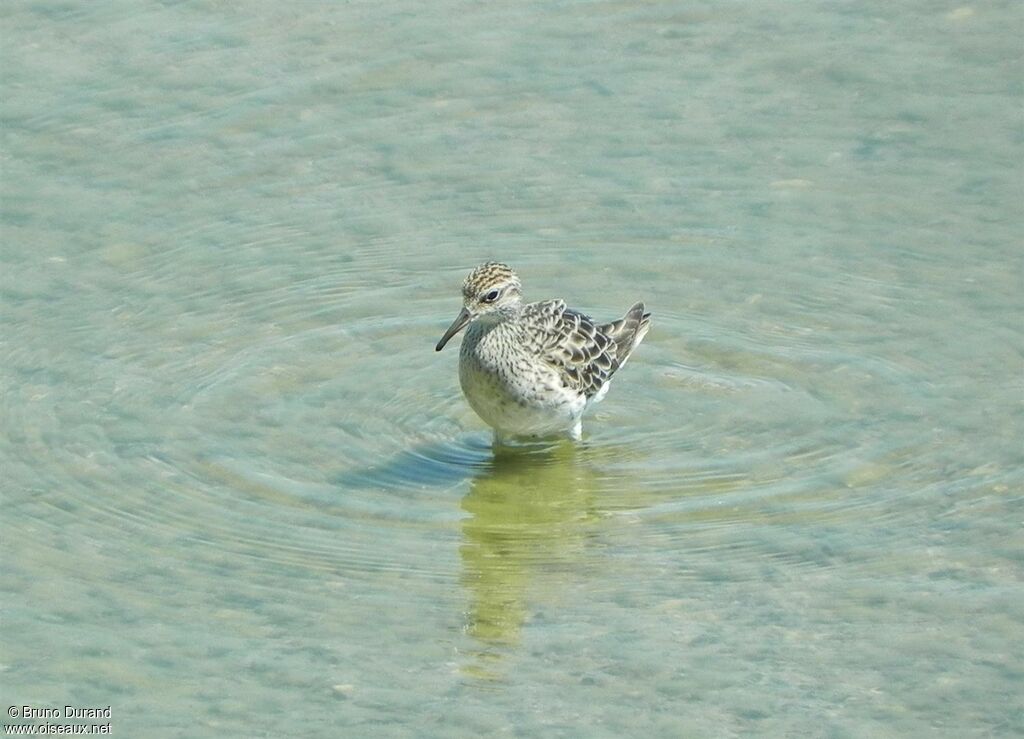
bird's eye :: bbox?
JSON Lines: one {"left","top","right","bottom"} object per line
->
{"left": 481, "top": 289, "right": 500, "bottom": 303}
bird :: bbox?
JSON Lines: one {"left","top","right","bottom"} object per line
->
{"left": 435, "top": 262, "right": 650, "bottom": 441}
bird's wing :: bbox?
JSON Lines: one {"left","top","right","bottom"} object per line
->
{"left": 519, "top": 299, "right": 622, "bottom": 398}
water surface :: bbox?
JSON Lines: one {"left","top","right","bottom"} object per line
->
{"left": 2, "top": 1, "right": 1022, "bottom": 736}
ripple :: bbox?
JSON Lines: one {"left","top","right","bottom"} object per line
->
{"left": 2, "top": 247, "right": 489, "bottom": 588}
{"left": 0, "top": 239, "right": 969, "bottom": 591}
{"left": 566, "top": 303, "right": 945, "bottom": 565}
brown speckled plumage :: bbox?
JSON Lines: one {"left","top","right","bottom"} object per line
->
{"left": 436, "top": 262, "right": 651, "bottom": 440}
{"left": 518, "top": 300, "right": 650, "bottom": 399}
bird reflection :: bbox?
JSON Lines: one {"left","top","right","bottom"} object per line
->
{"left": 458, "top": 439, "right": 604, "bottom": 679}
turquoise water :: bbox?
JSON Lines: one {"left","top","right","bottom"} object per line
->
{"left": 2, "top": 1, "right": 1022, "bottom": 736}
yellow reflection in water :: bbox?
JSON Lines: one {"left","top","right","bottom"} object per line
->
{"left": 459, "top": 440, "right": 601, "bottom": 677}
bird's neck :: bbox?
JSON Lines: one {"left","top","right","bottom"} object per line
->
{"left": 481, "top": 302, "right": 522, "bottom": 324}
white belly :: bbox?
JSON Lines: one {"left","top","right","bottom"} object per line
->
{"left": 458, "top": 353, "right": 586, "bottom": 437}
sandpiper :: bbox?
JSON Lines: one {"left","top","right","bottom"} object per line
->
{"left": 435, "top": 262, "right": 651, "bottom": 441}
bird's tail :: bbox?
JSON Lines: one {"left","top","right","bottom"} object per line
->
{"left": 600, "top": 302, "right": 651, "bottom": 368}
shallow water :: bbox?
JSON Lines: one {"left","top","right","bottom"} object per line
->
{"left": 2, "top": 1, "right": 1022, "bottom": 736}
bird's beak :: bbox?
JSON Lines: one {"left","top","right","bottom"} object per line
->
{"left": 435, "top": 307, "right": 473, "bottom": 351}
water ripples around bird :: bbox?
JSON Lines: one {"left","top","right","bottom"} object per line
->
{"left": 3, "top": 240, "right": 962, "bottom": 612}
